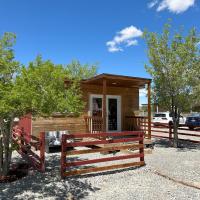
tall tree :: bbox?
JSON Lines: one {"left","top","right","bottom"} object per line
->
{"left": 144, "top": 23, "right": 200, "bottom": 147}
{"left": 66, "top": 60, "right": 97, "bottom": 80}
{"left": 0, "top": 33, "right": 97, "bottom": 176}
{"left": 0, "top": 33, "right": 20, "bottom": 176}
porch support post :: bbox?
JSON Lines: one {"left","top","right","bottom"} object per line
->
{"left": 102, "top": 78, "right": 107, "bottom": 132}
{"left": 147, "top": 81, "right": 151, "bottom": 139}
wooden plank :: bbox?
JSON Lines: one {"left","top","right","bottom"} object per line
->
{"left": 151, "top": 130, "right": 170, "bottom": 134}
{"left": 178, "top": 128, "right": 200, "bottom": 132}
{"left": 15, "top": 140, "right": 42, "bottom": 162}
{"left": 25, "top": 149, "right": 42, "bottom": 162}
{"left": 64, "top": 161, "right": 145, "bottom": 177}
{"left": 30, "top": 135, "right": 40, "bottom": 141}
{"left": 142, "top": 125, "right": 169, "bottom": 129}
{"left": 147, "top": 81, "right": 151, "bottom": 139}
{"left": 65, "top": 137, "right": 143, "bottom": 147}
{"left": 121, "top": 149, "right": 152, "bottom": 155}
{"left": 169, "top": 125, "right": 172, "bottom": 140}
{"left": 66, "top": 144, "right": 144, "bottom": 155}
{"left": 173, "top": 132, "right": 200, "bottom": 137}
{"left": 139, "top": 134, "right": 144, "bottom": 162}
{"left": 65, "top": 153, "right": 144, "bottom": 167}
{"left": 18, "top": 150, "right": 41, "bottom": 168}
{"left": 61, "top": 135, "right": 67, "bottom": 179}
{"left": 39, "top": 132, "right": 45, "bottom": 172}
{"left": 30, "top": 141, "right": 40, "bottom": 150}
{"left": 179, "top": 138, "right": 200, "bottom": 143}
{"left": 102, "top": 78, "right": 107, "bottom": 132}
{"left": 65, "top": 131, "right": 144, "bottom": 139}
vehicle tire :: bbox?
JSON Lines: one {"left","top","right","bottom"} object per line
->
{"left": 188, "top": 126, "right": 194, "bottom": 130}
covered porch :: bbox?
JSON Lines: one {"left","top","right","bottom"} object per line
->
{"left": 82, "top": 73, "right": 151, "bottom": 139}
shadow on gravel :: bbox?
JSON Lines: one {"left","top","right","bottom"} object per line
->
{"left": 0, "top": 154, "right": 100, "bottom": 200}
{"left": 154, "top": 138, "right": 200, "bottom": 151}
{"left": 72, "top": 164, "right": 146, "bottom": 179}
{"left": 153, "top": 138, "right": 171, "bottom": 148}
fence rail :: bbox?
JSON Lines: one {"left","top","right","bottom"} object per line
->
{"left": 125, "top": 116, "right": 148, "bottom": 133}
{"left": 137, "top": 121, "right": 200, "bottom": 143}
{"left": 84, "top": 116, "right": 103, "bottom": 133}
{"left": 12, "top": 128, "right": 45, "bottom": 172}
{"left": 61, "top": 131, "right": 145, "bottom": 178}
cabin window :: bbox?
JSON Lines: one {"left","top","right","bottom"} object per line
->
{"left": 92, "top": 97, "right": 102, "bottom": 117}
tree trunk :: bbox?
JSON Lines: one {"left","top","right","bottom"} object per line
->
{"left": 0, "top": 118, "right": 4, "bottom": 176}
{"left": 172, "top": 106, "right": 180, "bottom": 148}
{"left": 173, "top": 121, "right": 179, "bottom": 148}
{"left": 0, "top": 136, "right": 3, "bottom": 175}
{"left": 0, "top": 117, "right": 14, "bottom": 176}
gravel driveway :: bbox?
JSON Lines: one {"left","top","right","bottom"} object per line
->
{"left": 1, "top": 138, "right": 200, "bottom": 200}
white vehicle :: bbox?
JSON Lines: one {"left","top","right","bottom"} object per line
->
{"left": 153, "top": 112, "right": 186, "bottom": 125}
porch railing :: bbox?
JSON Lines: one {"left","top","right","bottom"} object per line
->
{"left": 84, "top": 116, "right": 103, "bottom": 133}
{"left": 84, "top": 115, "right": 149, "bottom": 136}
{"left": 125, "top": 116, "right": 148, "bottom": 137}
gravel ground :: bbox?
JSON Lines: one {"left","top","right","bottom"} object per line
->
{"left": 1, "top": 139, "right": 200, "bottom": 200}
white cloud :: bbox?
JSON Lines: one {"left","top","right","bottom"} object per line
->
{"left": 106, "top": 41, "right": 123, "bottom": 52}
{"left": 148, "top": 0, "right": 159, "bottom": 8}
{"left": 126, "top": 40, "right": 138, "bottom": 47}
{"left": 148, "top": 0, "right": 195, "bottom": 14}
{"left": 106, "top": 25, "right": 143, "bottom": 52}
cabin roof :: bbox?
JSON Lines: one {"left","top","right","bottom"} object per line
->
{"left": 81, "top": 73, "right": 151, "bottom": 88}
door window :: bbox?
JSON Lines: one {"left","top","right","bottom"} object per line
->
{"left": 108, "top": 98, "right": 118, "bottom": 131}
{"left": 92, "top": 97, "right": 102, "bottom": 117}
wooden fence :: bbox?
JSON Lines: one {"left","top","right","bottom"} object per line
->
{"left": 84, "top": 116, "right": 103, "bottom": 133}
{"left": 12, "top": 128, "right": 45, "bottom": 172}
{"left": 61, "top": 131, "right": 145, "bottom": 178}
{"left": 125, "top": 116, "right": 148, "bottom": 134}
{"left": 138, "top": 122, "right": 200, "bottom": 143}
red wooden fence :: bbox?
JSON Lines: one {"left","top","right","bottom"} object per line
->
{"left": 138, "top": 122, "right": 200, "bottom": 143}
{"left": 18, "top": 114, "right": 32, "bottom": 142}
{"left": 12, "top": 128, "right": 45, "bottom": 172}
{"left": 61, "top": 131, "right": 145, "bottom": 178}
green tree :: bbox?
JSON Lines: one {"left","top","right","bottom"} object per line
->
{"left": 0, "top": 33, "right": 20, "bottom": 176}
{"left": 66, "top": 60, "right": 97, "bottom": 80}
{"left": 144, "top": 23, "right": 200, "bottom": 147}
{"left": 0, "top": 33, "right": 97, "bottom": 176}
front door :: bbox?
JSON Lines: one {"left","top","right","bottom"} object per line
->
{"left": 90, "top": 95, "right": 121, "bottom": 132}
{"left": 106, "top": 95, "right": 121, "bottom": 132}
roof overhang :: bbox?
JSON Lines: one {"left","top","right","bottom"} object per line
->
{"left": 81, "top": 73, "right": 151, "bottom": 89}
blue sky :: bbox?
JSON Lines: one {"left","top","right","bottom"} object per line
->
{"left": 0, "top": 0, "right": 199, "bottom": 104}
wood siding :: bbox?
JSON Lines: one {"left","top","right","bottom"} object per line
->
{"left": 81, "top": 84, "right": 139, "bottom": 130}
{"left": 32, "top": 84, "right": 139, "bottom": 136}
{"left": 32, "top": 116, "right": 86, "bottom": 137}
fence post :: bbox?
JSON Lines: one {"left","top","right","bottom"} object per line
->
{"left": 21, "top": 128, "right": 25, "bottom": 147}
{"left": 39, "top": 132, "right": 45, "bottom": 172}
{"left": 169, "top": 124, "right": 172, "bottom": 145}
{"left": 139, "top": 132, "right": 144, "bottom": 162}
{"left": 61, "top": 134, "right": 66, "bottom": 179}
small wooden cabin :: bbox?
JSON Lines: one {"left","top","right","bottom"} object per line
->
{"left": 19, "top": 73, "right": 151, "bottom": 138}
